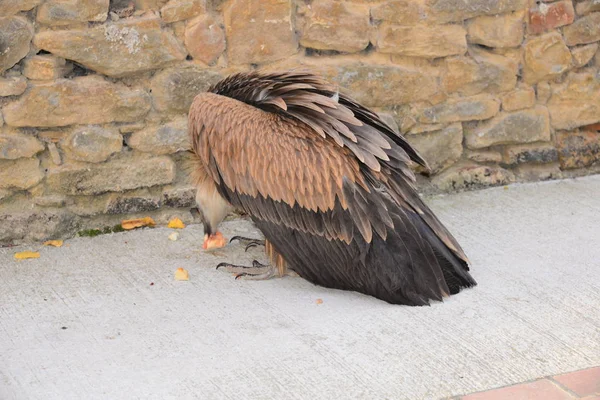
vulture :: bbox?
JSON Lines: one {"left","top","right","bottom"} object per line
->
{"left": 188, "top": 71, "right": 476, "bottom": 306}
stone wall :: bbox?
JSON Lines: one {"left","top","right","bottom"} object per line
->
{"left": 1, "top": 0, "right": 599, "bottom": 244}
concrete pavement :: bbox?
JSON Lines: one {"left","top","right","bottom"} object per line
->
{"left": 1, "top": 175, "right": 599, "bottom": 400}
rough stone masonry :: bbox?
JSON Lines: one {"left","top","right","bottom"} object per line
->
{"left": 0, "top": 0, "right": 599, "bottom": 244}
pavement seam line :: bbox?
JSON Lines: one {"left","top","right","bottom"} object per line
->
{"left": 547, "top": 366, "right": 599, "bottom": 398}
{"left": 546, "top": 378, "right": 582, "bottom": 398}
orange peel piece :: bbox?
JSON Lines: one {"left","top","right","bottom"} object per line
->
{"left": 167, "top": 218, "right": 185, "bottom": 229}
{"left": 44, "top": 240, "right": 63, "bottom": 247}
{"left": 174, "top": 267, "right": 189, "bottom": 281}
{"left": 202, "top": 231, "right": 227, "bottom": 250}
{"left": 14, "top": 251, "right": 40, "bottom": 260}
{"left": 121, "top": 217, "right": 156, "bottom": 230}
{"left": 316, "top": 298, "right": 324, "bottom": 305}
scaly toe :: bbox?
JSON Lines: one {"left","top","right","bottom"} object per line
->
{"left": 216, "top": 260, "right": 270, "bottom": 275}
{"left": 234, "top": 264, "right": 278, "bottom": 281}
{"left": 229, "top": 236, "right": 266, "bottom": 251}
{"left": 244, "top": 241, "right": 265, "bottom": 252}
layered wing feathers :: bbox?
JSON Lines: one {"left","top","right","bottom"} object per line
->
{"left": 189, "top": 71, "right": 475, "bottom": 304}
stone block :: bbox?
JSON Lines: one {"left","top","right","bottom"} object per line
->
{"left": 0, "top": 17, "right": 34, "bottom": 73}
{"left": 442, "top": 50, "right": 517, "bottom": 95}
{"left": 46, "top": 154, "right": 176, "bottom": 195}
{"left": 376, "top": 23, "right": 467, "bottom": 58}
{"left": 467, "top": 11, "right": 524, "bottom": 48}
{"left": 3, "top": 76, "right": 151, "bottom": 128}
{"left": 0, "top": 209, "right": 79, "bottom": 244}
{"left": 527, "top": 0, "right": 575, "bottom": 35}
{"left": 570, "top": 43, "right": 598, "bottom": 67}
{"left": 502, "top": 143, "right": 559, "bottom": 165}
{"left": 299, "top": 1, "right": 370, "bottom": 53}
{"left": 432, "top": 164, "right": 515, "bottom": 191}
{"left": 563, "top": 12, "right": 600, "bottom": 45}
{"left": 331, "top": 63, "right": 439, "bottom": 107}
{"left": 127, "top": 117, "right": 189, "bottom": 154}
{"left": 0, "top": 158, "right": 44, "bottom": 190}
{"left": 150, "top": 65, "right": 222, "bottom": 113}
{"left": 502, "top": 87, "right": 536, "bottom": 111}
{"left": 522, "top": 31, "right": 572, "bottom": 84}
{"left": 555, "top": 130, "right": 600, "bottom": 169}
{"left": 547, "top": 71, "right": 600, "bottom": 129}
{"left": 0, "top": 131, "right": 45, "bottom": 160}
{"left": 465, "top": 106, "right": 551, "bottom": 149}
{"left": 34, "top": 195, "right": 67, "bottom": 207}
{"left": 22, "top": 55, "right": 72, "bottom": 80}
{"left": 61, "top": 126, "right": 123, "bottom": 163}
{"left": 428, "top": 0, "right": 527, "bottom": 23}
{"left": 419, "top": 94, "right": 500, "bottom": 124}
{"left": 160, "top": 0, "right": 204, "bottom": 23}
{"left": 162, "top": 185, "right": 196, "bottom": 208}
{"left": 465, "top": 149, "right": 503, "bottom": 163}
{"left": 0, "top": 76, "right": 27, "bottom": 97}
{"left": 224, "top": 0, "right": 297, "bottom": 65}
{"left": 405, "top": 123, "right": 463, "bottom": 173}
{"left": 370, "top": 0, "right": 425, "bottom": 25}
{"left": 0, "top": 0, "right": 42, "bottom": 16}
{"left": 133, "top": 0, "right": 169, "bottom": 10}
{"left": 536, "top": 81, "right": 552, "bottom": 104}
{"left": 575, "top": 0, "right": 600, "bottom": 16}
{"left": 37, "top": 0, "right": 109, "bottom": 26}
{"left": 34, "top": 16, "right": 187, "bottom": 77}
{"left": 184, "top": 15, "right": 225, "bottom": 65}
{"left": 105, "top": 189, "right": 162, "bottom": 214}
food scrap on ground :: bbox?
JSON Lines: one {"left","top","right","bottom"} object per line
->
{"left": 203, "top": 231, "right": 227, "bottom": 250}
{"left": 168, "top": 218, "right": 185, "bottom": 229}
{"left": 43, "top": 240, "right": 63, "bottom": 247}
{"left": 316, "top": 298, "right": 323, "bottom": 305}
{"left": 14, "top": 251, "right": 40, "bottom": 260}
{"left": 168, "top": 232, "right": 180, "bottom": 241}
{"left": 121, "top": 217, "right": 156, "bottom": 230}
{"left": 174, "top": 267, "right": 189, "bottom": 281}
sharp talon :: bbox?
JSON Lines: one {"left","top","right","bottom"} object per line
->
{"left": 244, "top": 242, "right": 259, "bottom": 252}
{"left": 228, "top": 236, "right": 266, "bottom": 249}
{"left": 217, "top": 259, "right": 276, "bottom": 280}
{"left": 229, "top": 236, "right": 243, "bottom": 244}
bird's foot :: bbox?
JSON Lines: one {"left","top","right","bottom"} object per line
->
{"left": 203, "top": 231, "right": 227, "bottom": 250}
{"left": 229, "top": 236, "right": 266, "bottom": 252}
{"left": 216, "top": 260, "right": 278, "bottom": 280}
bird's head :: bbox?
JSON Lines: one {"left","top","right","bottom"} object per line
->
{"left": 202, "top": 231, "right": 226, "bottom": 250}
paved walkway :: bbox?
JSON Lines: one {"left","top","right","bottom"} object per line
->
{"left": 450, "top": 366, "right": 599, "bottom": 399}
{"left": 1, "top": 176, "right": 599, "bottom": 400}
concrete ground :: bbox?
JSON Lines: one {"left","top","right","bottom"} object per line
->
{"left": 1, "top": 176, "right": 599, "bottom": 400}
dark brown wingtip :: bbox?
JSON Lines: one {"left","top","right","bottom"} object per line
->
{"left": 419, "top": 161, "right": 433, "bottom": 177}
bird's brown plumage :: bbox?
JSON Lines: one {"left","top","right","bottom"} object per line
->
{"left": 189, "top": 71, "right": 476, "bottom": 305}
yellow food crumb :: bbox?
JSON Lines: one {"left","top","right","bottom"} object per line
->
{"left": 14, "top": 251, "right": 40, "bottom": 260}
{"left": 121, "top": 217, "right": 156, "bottom": 230}
{"left": 168, "top": 218, "right": 185, "bottom": 229}
{"left": 44, "top": 240, "right": 63, "bottom": 247}
{"left": 174, "top": 267, "right": 189, "bottom": 281}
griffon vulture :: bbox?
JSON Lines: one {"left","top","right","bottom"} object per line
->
{"left": 188, "top": 71, "right": 476, "bottom": 305}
